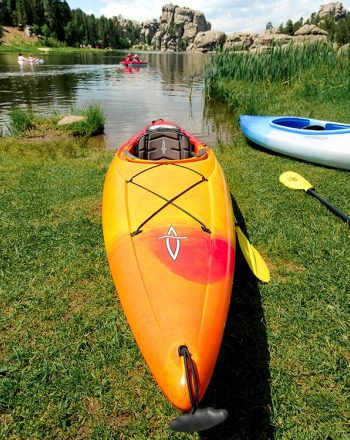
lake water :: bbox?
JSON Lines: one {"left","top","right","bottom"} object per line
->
{"left": 0, "top": 51, "right": 235, "bottom": 149}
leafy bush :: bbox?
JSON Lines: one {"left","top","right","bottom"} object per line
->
{"left": 64, "top": 105, "right": 105, "bottom": 137}
{"left": 8, "top": 108, "right": 35, "bottom": 135}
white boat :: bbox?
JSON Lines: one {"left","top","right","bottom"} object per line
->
{"left": 18, "top": 59, "right": 44, "bottom": 65}
{"left": 240, "top": 115, "right": 350, "bottom": 170}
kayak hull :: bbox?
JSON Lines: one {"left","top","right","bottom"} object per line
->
{"left": 119, "top": 61, "right": 148, "bottom": 67}
{"left": 240, "top": 115, "right": 350, "bottom": 170}
{"left": 102, "top": 120, "right": 235, "bottom": 412}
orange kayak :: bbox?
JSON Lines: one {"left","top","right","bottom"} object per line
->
{"left": 102, "top": 120, "right": 235, "bottom": 431}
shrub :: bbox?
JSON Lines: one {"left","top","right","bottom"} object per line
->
{"left": 64, "top": 105, "right": 105, "bottom": 137}
{"left": 8, "top": 108, "right": 35, "bottom": 135}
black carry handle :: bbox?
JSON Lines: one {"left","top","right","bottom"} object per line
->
{"left": 307, "top": 189, "right": 350, "bottom": 225}
{"left": 169, "top": 346, "right": 229, "bottom": 432}
{"left": 170, "top": 407, "right": 229, "bottom": 432}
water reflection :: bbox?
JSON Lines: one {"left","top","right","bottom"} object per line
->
{"left": 0, "top": 51, "right": 234, "bottom": 148}
{"left": 122, "top": 66, "right": 141, "bottom": 75}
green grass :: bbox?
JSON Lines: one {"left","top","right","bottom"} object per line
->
{"left": 1, "top": 133, "right": 349, "bottom": 440}
{"left": 7, "top": 108, "right": 35, "bottom": 136}
{"left": 213, "top": 132, "right": 350, "bottom": 440}
{"left": 200, "top": 45, "right": 350, "bottom": 438}
{"left": 0, "top": 66, "right": 350, "bottom": 437}
{"left": 0, "top": 140, "right": 179, "bottom": 439}
{"left": 65, "top": 105, "right": 106, "bottom": 137}
{"left": 5, "top": 106, "right": 105, "bottom": 138}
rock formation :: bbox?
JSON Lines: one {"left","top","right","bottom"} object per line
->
{"left": 187, "top": 31, "right": 226, "bottom": 53}
{"left": 138, "top": 3, "right": 211, "bottom": 51}
{"left": 224, "top": 32, "right": 255, "bottom": 51}
{"left": 139, "top": 19, "right": 159, "bottom": 46}
{"left": 294, "top": 24, "right": 328, "bottom": 43}
{"left": 136, "top": 2, "right": 349, "bottom": 52}
{"left": 318, "top": 2, "right": 347, "bottom": 21}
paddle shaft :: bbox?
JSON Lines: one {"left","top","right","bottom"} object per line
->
{"left": 306, "top": 189, "right": 350, "bottom": 225}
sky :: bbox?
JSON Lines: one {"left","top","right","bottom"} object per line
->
{"left": 66, "top": 1, "right": 349, "bottom": 34}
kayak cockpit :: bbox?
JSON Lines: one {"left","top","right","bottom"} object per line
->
{"left": 136, "top": 127, "right": 192, "bottom": 160}
{"left": 121, "top": 122, "right": 207, "bottom": 161}
{"left": 272, "top": 117, "right": 350, "bottom": 132}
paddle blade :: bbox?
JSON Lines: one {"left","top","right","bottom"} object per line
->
{"left": 279, "top": 171, "right": 313, "bottom": 191}
{"left": 236, "top": 226, "right": 270, "bottom": 283}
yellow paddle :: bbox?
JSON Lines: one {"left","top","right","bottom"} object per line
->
{"left": 279, "top": 171, "right": 350, "bottom": 225}
{"left": 234, "top": 217, "right": 270, "bottom": 283}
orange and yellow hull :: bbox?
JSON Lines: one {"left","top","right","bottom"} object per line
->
{"left": 102, "top": 121, "right": 235, "bottom": 411}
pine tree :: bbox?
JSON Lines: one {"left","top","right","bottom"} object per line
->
{"left": 335, "top": 12, "right": 350, "bottom": 45}
{"left": 15, "top": 0, "right": 28, "bottom": 25}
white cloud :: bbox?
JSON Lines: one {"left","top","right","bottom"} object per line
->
{"left": 95, "top": 0, "right": 349, "bottom": 33}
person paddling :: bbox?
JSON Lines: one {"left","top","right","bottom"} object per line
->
{"left": 132, "top": 54, "right": 142, "bottom": 64}
{"left": 28, "top": 54, "right": 39, "bottom": 63}
{"left": 18, "top": 53, "right": 26, "bottom": 62}
{"left": 124, "top": 53, "right": 133, "bottom": 64}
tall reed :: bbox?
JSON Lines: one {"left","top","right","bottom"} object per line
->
{"left": 204, "top": 42, "right": 349, "bottom": 94}
{"left": 204, "top": 43, "right": 350, "bottom": 118}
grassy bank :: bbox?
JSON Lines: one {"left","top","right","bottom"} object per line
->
{"left": 0, "top": 46, "right": 111, "bottom": 53}
{"left": 0, "top": 26, "right": 116, "bottom": 53}
{"left": 2, "top": 105, "right": 105, "bottom": 138}
{"left": 1, "top": 59, "right": 350, "bottom": 438}
{"left": 204, "top": 43, "right": 350, "bottom": 122}
{"left": 202, "top": 44, "right": 350, "bottom": 439}
{"left": 1, "top": 127, "right": 349, "bottom": 439}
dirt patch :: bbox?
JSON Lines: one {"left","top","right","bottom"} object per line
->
{"left": 85, "top": 397, "right": 101, "bottom": 418}
{"left": 108, "top": 413, "right": 130, "bottom": 429}
{"left": 18, "top": 129, "right": 72, "bottom": 142}
{"left": 1, "top": 26, "right": 39, "bottom": 46}
{"left": 283, "top": 260, "right": 306, "bottom": 273}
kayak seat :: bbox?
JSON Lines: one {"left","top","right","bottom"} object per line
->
{"left": 302, "top": 125, "right": 325, "bottom": 131}
{"left": 137, "top": 130, "right": 191, "bottom": 160}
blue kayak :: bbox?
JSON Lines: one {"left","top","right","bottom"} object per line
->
{"left": 240, "top": 115, "right": 350, "bottom": 170}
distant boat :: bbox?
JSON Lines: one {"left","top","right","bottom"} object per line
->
{"left": 240, "top": 115, "right": 350, "bottom": 170}
{"left": 18, "top": 59, "right": 44, "bottom": 65}
{"left": 119, "top": 60, "right": 148, "bottom": 67}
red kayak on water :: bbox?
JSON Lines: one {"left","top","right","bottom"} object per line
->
{"left": 119, "top": 60, "right": 148, "bottom": 67}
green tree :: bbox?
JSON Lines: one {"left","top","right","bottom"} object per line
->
{"left": 284, "top": 19, "right": 294, "bottom": 35}
{"left": 0, "top": 0, "right": 137, "bottom": 49}
{"left": 41, "top": 22, "right": 49, "bottom": 37}
{"left": 4, "top": 0, "right": 16, "bottom": 25}
{"left": 266, "top": 21, "right": 273, "bottom": 30}
{"left": 64, "top": 20, "right": 78, "bottom": 46}
{"left": 0, "top": 1, "right": 5, "bottom": 25}
{"left": 87, "top": 15, "right": 98, "bottom": 46}
{"left": 56, "top": 1, "right": 70, "bottom": 40}
{"left": 68, "top": 8, "right": 86, "bottom": 45}
{"left": 29, "top": 0, "right": 45, "bottom": 27}
{"left": 293, "top": 17, "right": 303, "bottom": 33}
{"left": 335, "top": 12, "right": 350, "bottom": 45}
{"left": 15, "top": 0, "right": 28, "bottom": 25}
